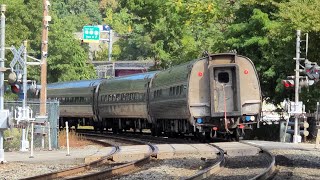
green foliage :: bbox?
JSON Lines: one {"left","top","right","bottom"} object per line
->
{"left": 105, "top": 0, "right": 320, "bottom": 110}
{"left": 0, "top": 0, "right": 98, "bottom": 87}
{"left": 52, "top": 0, "right": 102, "bottom": 30}
{"left": 48, "top": 15, "right": 96, "bottom": 82}
{"left": 212, "top": 0, "right": 320, "bottom": 109}
{"left": 4, "top": 128, "right": 21, "bottom": 151}
{"left": 106, "top": 0, "right": 236, "bottom": 67}
{"left": 2, "top": 0, "right": 320, "bottom": 110}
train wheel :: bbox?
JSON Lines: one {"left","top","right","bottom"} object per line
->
{"left": 231, "top": 128, "right": 243, "bottom": 141}
{"left": 151, "top": 125, "right": 160, "bottom": 136}
{"left": 100, "top": 127, "right": 104, "bottom": 133}
{"left": 112, "top": 127, "right": 118, "bottom": 134}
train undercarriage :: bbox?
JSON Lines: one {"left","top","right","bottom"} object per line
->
{"left": 59, "top": 115, "right": 256, "bottom": 141}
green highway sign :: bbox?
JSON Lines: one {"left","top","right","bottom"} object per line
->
{"left": 83, "top": 26, "right": 100, "bottom": 43}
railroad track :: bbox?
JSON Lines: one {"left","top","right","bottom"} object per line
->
{"left": 21, "top": 133, "right": 158, "bottom": 180}
{"left": 21, "top": 132, "right": 276, "bottom": 180}
{"left": 185, "top": 144, "right": 225, "bottom": 180}
{"left": 188, "top": 142, "right": 276, "bottom": 180}
{"left": 184, "top": 143, "right": 275, "bottom": 180}
{"left": 66, "top": 143, "right": 157, "bottom": 179}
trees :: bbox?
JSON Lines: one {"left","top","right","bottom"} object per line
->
{"left": 3, "top": 0, "right": 320, "bottom": 107}
{"left": 0, "top": 0, "right": 97, "bottom": 85}
{"left": 105, "top": 0, "right": 236, "bottom": 67}
{"left": 105, "top": 0, "right": 320, "bottom": 108}
{"left": 222, "top": 0, "right": 320, "bottom": 108}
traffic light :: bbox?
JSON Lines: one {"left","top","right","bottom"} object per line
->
{"left": 304, "top": 60, "right": 320, "bottom": 81}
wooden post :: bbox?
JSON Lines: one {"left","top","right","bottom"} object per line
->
{"left": 40, "top": 0, "right": 49, "bottom": 116}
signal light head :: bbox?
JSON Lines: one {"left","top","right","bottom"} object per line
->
{"left": 282, "top": 80, "right": 294, "bottom": 88}
{"left": 11, "top": 83, "right": 20, "bottom": 94}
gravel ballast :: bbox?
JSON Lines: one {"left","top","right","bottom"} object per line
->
{"left": 1, "top": 145, "right": 320, "bottom": 179}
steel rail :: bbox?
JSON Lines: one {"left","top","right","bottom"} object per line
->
{"left": 184, "top": 144, "right": 225, "bottom": 180}
{"left": 65, "top": 143, "right": 158, "bottom": 180}
{"left": 249, "top": 149, "right": 276, "bottom": 180}
{"left": 21, "top": 136, "right": 120, "bottom": 180}
{"left": 240, "top": 141, "right": 277, "bottom": 180}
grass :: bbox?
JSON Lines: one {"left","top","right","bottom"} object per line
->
{"left": 58, "top": 130, "right": 94, "bottom": 148}
{"left": 3, "top": 128, "right": 94, "bottom": 151}
{"left": 3, "top": 128, "right": 21, "bottom": 152}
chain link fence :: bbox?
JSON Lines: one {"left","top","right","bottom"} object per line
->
{"left": 4, "top": 100, "right": 59, "bottom": 150}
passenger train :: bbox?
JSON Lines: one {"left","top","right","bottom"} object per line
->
{"left": 47, "top": 53, "right": 262, "bottom": 139}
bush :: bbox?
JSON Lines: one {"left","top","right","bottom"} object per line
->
{"left": 4, "top": 128, "right": 21, "bottom": 152}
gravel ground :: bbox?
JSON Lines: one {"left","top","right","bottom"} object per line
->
{"left": 1, "top": 145, "right": 320, "bottom": 180}
{"left": 0, "top": 162, "right": 78, "bottom": 180}
{"left": 112, "top": 154, "right": 217, "bottom": 180}
{"left": 271, "top": 149, "right": 320, "bottom": 180}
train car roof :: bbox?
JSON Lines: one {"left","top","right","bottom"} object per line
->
{"left": 47, "top": 79, "right": 104, "bottom": 90}
{"left": 107, "top": 71, "right": 159, "bottom": 82}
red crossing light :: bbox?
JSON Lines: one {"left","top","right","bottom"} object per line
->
{"left": 282, "top": 80, "right": 294, "bottom": 88}
{"left": 10, "top": 83, "right": 21, "bottom": 94}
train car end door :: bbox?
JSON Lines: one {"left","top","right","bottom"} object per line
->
{"left": 209, "top": 65, "right": 241, "bottom": 117}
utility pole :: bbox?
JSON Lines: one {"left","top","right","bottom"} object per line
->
{"left": 293, "top": 30, "right": 301, "bottom": 143}
{"left": 40, "top": 0, "right": 49, "bottom": 116}
{"left": 0, "top": 5, "right": 5, "bottom": 110}
{"left": 108, "top": 29, "right": 112, "bottom": 61}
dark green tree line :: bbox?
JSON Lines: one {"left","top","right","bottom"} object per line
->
{"left": 104, "top": 0, "right": 320, "bottom": 109}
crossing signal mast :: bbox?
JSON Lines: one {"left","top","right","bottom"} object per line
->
{"left": 282, "top": 76, "right": 314, "bottom": 90}
{"left": 282, "top": 30, "right": 320, "bottom": 143}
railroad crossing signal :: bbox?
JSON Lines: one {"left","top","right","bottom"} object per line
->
{"left": 82, "top": 26, "right": 100, "bottom": 43}
{"left": 282, "top": 79, "right": 294, "bottom": 88}
{"left": 10, "top": 45, "right": 25, "bottom": 68}
{"left": 304, "top": 60, "right": 320, "bottom": 81}
{"left": 282, "top": 76, "right": 314, "bottom": 89}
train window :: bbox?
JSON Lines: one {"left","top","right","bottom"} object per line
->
{"left": 176, "top": 86, "right": 180, "bottom": 95}
{"left": 180, "top": 85, "right": 183, "bottom": 94}
{"left": 218, "top": 72, "right": 229, "bottom": 83}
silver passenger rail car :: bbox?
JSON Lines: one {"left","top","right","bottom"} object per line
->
{"left": 96, "top": 71, "right": 158, "bottom": 133}
{"left": 149, "top": 53, "right": 261, "bottom": 139}
{"left": 47, "top": 79, "right": 104, "bottom": 129}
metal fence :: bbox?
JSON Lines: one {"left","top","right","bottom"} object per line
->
{"left": 4, "top": 100, "right": 59, "bottom": 149}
